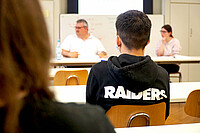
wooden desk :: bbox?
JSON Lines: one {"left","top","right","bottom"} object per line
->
{"left": 49, "top": 82, "right": 200, "bottom": 104}
{"left": 115, "top": 123, "right": 200, "bottom": 133}
{"left": 50, "top": 58, "right": 106, "bottom": 67}
{"left": 50, "top": 85, "right": 86, "bottom": 103}
{"left": 170, "top": 82, "right": 200, "bottom": 102}
{"left": 152, "top": 56, "right": 200, "bottom": 64}
{"left": 50, "top": 56, "right": 200, "bottom": 67}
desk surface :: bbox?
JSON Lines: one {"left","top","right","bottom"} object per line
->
{"left": 152, "top": 56, "right": 200, "bottom": 64}
{"left": 49, "top": 82, "right": 200, "bottom": 104}
{"left": 50, "top": 85, "right": 86, "bottom": 103}
{"left": 50, "top": 56, "right": 200, "bottom": 67}
{"left": 115, "top": 123, "right": 200, "bottom": 133}
{"left": 50, "top": 57, "right": 106, "bottom": 67}
{"left": 170, "top": 82, "right": 200, "bottom": 102}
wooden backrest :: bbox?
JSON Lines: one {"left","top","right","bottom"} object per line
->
{"left": 53, "top": 70, "right": 88, "bottom": 86}
{"left": 184, "top": 89, "right": 200, "bottom": 118}
{"left": 106, "top": 102, "right": 166, "bottom": 128}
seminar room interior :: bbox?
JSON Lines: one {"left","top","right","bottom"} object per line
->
{"left": 40, "top": 0, "right": 200, "bottom": 132}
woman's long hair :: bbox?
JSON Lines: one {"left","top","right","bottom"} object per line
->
{"left": 0, "top": 0, "right": 54, "bottom": 132}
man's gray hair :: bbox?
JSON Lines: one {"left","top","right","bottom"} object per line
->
{"left": 76, "top": 19, "right": 88, "bottom": 28}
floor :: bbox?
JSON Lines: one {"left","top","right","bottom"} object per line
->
{"left": 165, "top": 102, "right": 200, "bottom": 125}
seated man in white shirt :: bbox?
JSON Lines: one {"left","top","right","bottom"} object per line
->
{"left": 61, "top": 19, "right": 107, "bottom": 58}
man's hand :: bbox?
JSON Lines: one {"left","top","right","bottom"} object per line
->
{"left": 62, "top": 49, "right": 79, "bottom": 58}
{"left": 69, "top": 52, "right": 79, "bottom": 58}
{"left": 162, "top": 37, "right": 166, "bottom": 44}
{"left": 98, "top": 51, "right": 108, "bottom": 58}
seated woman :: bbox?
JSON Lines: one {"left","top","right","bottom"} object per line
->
{"left": 156, "top": 24, "right": 182, "bottom": 74}
{"left": 0, "top": 0, "right": 115, "bottom": 133}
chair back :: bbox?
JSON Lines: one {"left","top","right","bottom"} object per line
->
{"left": 53, "top": 70, "right": 88, "bottom": 86}
{"left": 184, "top": 89, "right": 200, "bottom": 117}
{"left": 106, "top": 102, "right": 166, "bottom": 128}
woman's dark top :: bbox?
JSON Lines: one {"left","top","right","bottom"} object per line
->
{"left": 0, "top": 99, "right": 115, "bottom": 133}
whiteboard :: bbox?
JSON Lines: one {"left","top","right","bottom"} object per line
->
{"left": 60, "top": 14, "right": 163, "bottom": 57}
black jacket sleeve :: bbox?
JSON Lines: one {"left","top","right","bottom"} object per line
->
{"left": 86, "top": 68, "right": 99, "bottom": 104}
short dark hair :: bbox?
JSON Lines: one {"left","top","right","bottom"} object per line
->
{"left": 162, "top": 24, "right": 173, "bottom": 37}
{"left": 116, "top": 10, "right": 151, "bottom": 50}
{"left": 76, "top": 19, "right": 88, "bottom": 28}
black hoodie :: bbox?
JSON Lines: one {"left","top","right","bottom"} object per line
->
{"left": 86, "top": 54, "right": 170, "bottom": 119}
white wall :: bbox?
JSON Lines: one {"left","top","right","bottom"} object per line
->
{"left": 40, "top": 0, "right": 67, "bottom": 58}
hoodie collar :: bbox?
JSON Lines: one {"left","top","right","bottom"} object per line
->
{"left": 107, "top": 54, "right": 158, "bottom": 93}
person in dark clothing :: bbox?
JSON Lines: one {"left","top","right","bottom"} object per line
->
{"left": 0, "top": 0, "right": 115, "bottom": 133}
{"left": 86, "top": 10, "right": 170, "bottom": 119}
{"left": 0, "top": 100, "right": 115, "bottom": 133}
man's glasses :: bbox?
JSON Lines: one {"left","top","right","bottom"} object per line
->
{"left": 160, "top": 30, "right": 168, "bottom": 33}
{"left": 75, "top": 26, "right": 84, "bottom": 29}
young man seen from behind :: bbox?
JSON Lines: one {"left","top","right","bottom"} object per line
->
{"left": 86, "top": 10, "right": 170, "bottom": 119}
